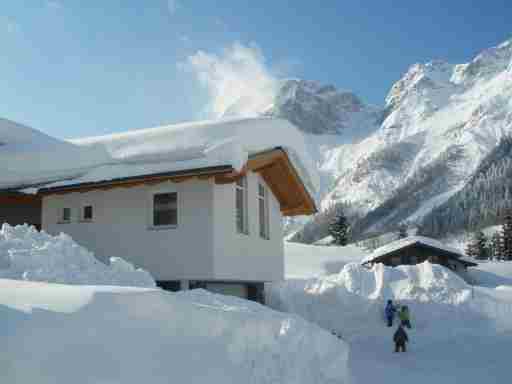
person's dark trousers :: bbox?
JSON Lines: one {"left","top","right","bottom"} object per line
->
{"left": 401, "top": 320, "right": 412, "bottom": 329}
{"left": 395, "top": 342, "right": 406, "bottom": 352}
{"left": 387, "top": 317, "right": 393, "bottom": 327}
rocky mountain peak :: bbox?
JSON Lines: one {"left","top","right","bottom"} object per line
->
{"left": 451, "top": 37, "right": 512, "bottom": 84}
{"left": 269, "top": 79, "right": 382, "bottom": 135}
{"left": 385, "top": 60, "right": 454, "bottom": 110}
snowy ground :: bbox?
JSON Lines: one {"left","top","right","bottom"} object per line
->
{"left": 269, "top": 258, "right": 512, "bottom": 384}
{"left": 0, "top": 279, "right": 348, "bottom": 384}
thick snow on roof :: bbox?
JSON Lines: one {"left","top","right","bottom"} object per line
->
{"left": 362, "top": 236, "right": 468, "bottom": 264}
{"left": 67, "top": 117, "right": 318, "bottom": 191}
{"left": 1, "top": 117, "right": 318, "bottom": 195}
{"left": 0, "top": 118, "right": 105, "bottom": 190}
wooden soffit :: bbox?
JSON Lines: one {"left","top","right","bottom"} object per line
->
{"left": 215, "top": 148, "right": 317, "bottom": 217}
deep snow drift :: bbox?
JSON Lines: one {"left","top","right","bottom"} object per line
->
{"left": 0, "top": 279, "right": 349, "bottom": 384}
{"left": 268, "top": 261, "right": 512, "bottom": 384}
{"left": 0, "top": 224, "right": 155, "bottom": 287}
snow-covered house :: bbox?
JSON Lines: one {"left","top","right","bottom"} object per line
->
{"left": 361, "top": 236, "right": 477, "bottom": 280}
{"left": 0, "top": 117, "right": 317, "bottom": 301}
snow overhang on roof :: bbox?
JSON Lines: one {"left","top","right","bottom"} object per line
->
{"left": 361, "top": 236, "right": 478, "bottom": 266}
{"left": 32, "top": 117, "right": 318, "bottom": 216}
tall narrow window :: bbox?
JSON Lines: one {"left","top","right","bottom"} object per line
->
{"left": 258, "top": 183, "right": 269, "bottom": 239}
{"left": 236, "top": 177, "right": 248, "bottom": 234}
{"left": 153, "top": 192, "right": 178, "bottom": 227}
{"left": 61, "top": 207, "right": 71, "bottom": 223}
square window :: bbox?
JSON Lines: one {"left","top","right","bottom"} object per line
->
{"left": 83, "top": 205, "right": 93, "bottom": 221}
{"left": 153, "top": 192, "right": 177, "bottom": 227}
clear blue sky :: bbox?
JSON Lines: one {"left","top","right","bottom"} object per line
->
{"left": 1, "top": 1, "right": 510, "bottom": 139}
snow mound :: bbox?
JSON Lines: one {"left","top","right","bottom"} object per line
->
{"left": 0, "top": 279, "right": 349, "bottom": 384}
{"left": 0, "top": 224, "right": 155, "bottom": 287}
{"left": 268, "top": 262, "right": 476, "bottom": 340}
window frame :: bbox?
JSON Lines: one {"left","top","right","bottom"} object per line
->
{"left": 235, "top": 176, "right": 249, "bottom": 235}
{"left": 258, "top": 182, "right": 270, "bottom": 240}
{"left": 149, "top": 190, "right": 179, "bottom": 230}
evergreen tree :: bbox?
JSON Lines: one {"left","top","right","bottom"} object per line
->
{"left": 466, "top": 231, "right": 489, "bottom": 260}
{"left": 491, "top": 231, "right": 504, "bottom": 260}
{"left": 329, "top": 209, "right": 350, "bottom": 246}
{"left": 397, "top": 224, "right": 408, "bottom": 239}
{"left": 502, "top": 211, "right": 512, "bottom": 260}
{"left": 475, "top": 231, "right": 489, "bottom": 260}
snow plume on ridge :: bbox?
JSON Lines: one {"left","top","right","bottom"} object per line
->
{"left": 186, "top": 42, "right": 279, "bottom": 118}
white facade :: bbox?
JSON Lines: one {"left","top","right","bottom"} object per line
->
{"left": 41, "top": 171, "right": 284, "bottom": 283}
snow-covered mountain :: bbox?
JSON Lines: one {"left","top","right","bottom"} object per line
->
{"left": 314, "top": 38, "right": 512, "bottom": 237}
{"left": 271, "top": 38, "right": 512, "bottom": 241}
{"left": 263, "top": 79, "right": 383, "bottom": 204}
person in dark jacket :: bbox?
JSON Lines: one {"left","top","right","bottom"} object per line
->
{"left": 393, "top": 325, "right": 409, "bottom": 352}
{"left": 385, "top": 300, "right": 397, "bottom": 327}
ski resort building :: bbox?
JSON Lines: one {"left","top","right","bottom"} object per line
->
{"left": 0, "top": 117, "right": 317, "bottom": 301}
{"left": 362, "top": 236, "right": 478, "bottom": 281}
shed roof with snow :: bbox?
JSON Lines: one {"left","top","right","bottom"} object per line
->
{"left": 362, "top": 236, "right": 478, "bottom": 267}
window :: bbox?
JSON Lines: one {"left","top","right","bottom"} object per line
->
{"left": 391, "top": 256, "right": 401, "bottom": 266}
{"left": 258, "top": 183, "right": 269, "bottom": 239}
{"left": 60, "top": 207, "right": 71, "bottom": 223}
{"left": 82, "top": 205, "right": 93, "bottom": 221}
{"left": 235, "top": 177, "right": 248, "bottom": 234}
{"left": 153, "top": 192, "right": 178, "bottom": 227}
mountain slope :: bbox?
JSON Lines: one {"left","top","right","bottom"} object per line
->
{"left": 418, "top": 136, "right": 512, "bottom": 237}
{"left": 314, "top": 38, "right": 512, "bottom": 238}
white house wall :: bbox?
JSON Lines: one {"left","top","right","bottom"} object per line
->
{"left": 212, "top": 172, "right": 284, "bottom": 282}
{"left": 42, "top": 180, "right": 215, "bottom": 281}
{"left": 41, "top": 171, "right": 284, "bottom": 283}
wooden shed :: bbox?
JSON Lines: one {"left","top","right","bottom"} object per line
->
{"left": 362, "top": 236, "right": 477, "bottom": 279}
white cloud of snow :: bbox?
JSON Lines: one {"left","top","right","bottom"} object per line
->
{"left": 185, "top": 42, "right": 279, "bottom": 118}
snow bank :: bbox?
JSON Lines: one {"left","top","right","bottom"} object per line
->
{"left": 0, "top": 224, "right": 155, "bottom": 287}
{"left": 268, "top": 262, "right": 482, "bottom": 340}
{"left": 284, "top": 242, "right": 368, "bottom": 278}
{"left": 0, "top": 279, "right": 349, "bottom": 384}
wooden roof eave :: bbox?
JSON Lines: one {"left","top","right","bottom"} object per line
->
{"left": 215, "top": 148, "right": 317, "bottom": 217}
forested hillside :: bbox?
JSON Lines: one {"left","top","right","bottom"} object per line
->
{"left": 418, "top": 136, "right": 512, "bottom": 237}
